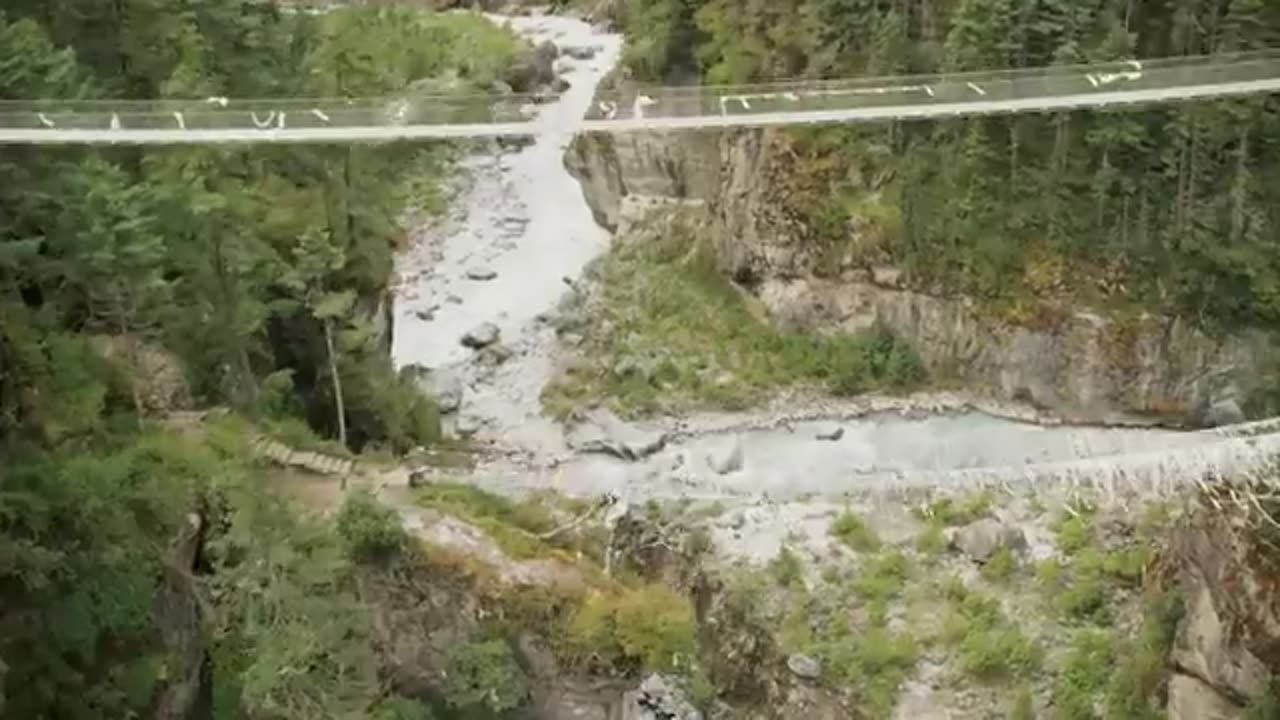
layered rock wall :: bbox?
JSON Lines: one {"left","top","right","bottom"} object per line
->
{"left": 567, "top": 128, "right": 1267, "bottom": 426}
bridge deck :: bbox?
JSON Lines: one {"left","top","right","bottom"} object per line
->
{"left": 2, "top": 52, "right": 1278, "bottom": 144}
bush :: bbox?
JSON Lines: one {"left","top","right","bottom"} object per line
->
{"left": 851, "top": 550, "right": 911, "bottom": 603}
{"left": 442, "top": 639, "right": 529, "bottom": 713}
{"left": 981, "top": 545, "right": 1016, "bottom": 582}
{"left": 769, "top": 546, "right": 804, "bottom": 587}
{"left": 831, "top": 511, "right": 881, "bottom": 552}
{"left": 336, "top": 490, "right": 406, "bottom": 562}
{"left": 820, "top": 627, "right": 918, "bottom": 717}
{"left": 565, "top": 584, "right": 697, "bottom": 672}
{"left": 941, "top": 580, "right": 1041, "bottom": 681}
{"left": 915, "top": 522, "right": 947, "bottom": 555}
{"left": 914, "top": 492, "right": 994, "bottom": 526}
{"left": 1052, "top": 630, "right": 1116, "bottom": 720}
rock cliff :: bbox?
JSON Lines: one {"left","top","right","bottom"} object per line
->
{"left": 1168, "top": 491, "right": 1280, "bottom": 717}
{"left": 566, "top": 128, "right": 1267, "bottom": 426}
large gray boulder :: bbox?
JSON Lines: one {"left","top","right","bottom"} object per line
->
{"left": 409, "top": 368, "right": 463, "bottom": 414}
{"left": 951, "top": 518, "right": 1026, "bottom": 563}
{"left": 567, "top": 408, "right": 667, "bottom": 461}
{"left": 786, "top": 653, "right": 822, "bottom": 680}
{"left": 461, "top": 323, "right": 500, "bottom": 349}
{"left": 707, "top": 437, "right": 744, "bottom": 475}
{"left": 621, "top": 674, "right": 701, "bottom": 720}
{"left": 505, "top": 40, "right": 558, "bottom": 92}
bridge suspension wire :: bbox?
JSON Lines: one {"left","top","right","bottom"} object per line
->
{"left": 2, "top": 50, "right": 1279, "bottom": 144}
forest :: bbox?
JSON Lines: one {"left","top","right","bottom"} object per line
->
{"left": 0, "top": 2, "right": 525, "bottom": 717}
{"left": 613, "top": 0, "right": 1280, "bottom": 335}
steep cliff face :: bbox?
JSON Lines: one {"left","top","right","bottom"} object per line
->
{"left": 1168, "top": 493, "right": 1280, "bottom": 717}
{"left": 566, "top": 130, "right": 722, "bottom": 230}
{"left": 567, "top": 128, "right": 1266, "bottom": 425}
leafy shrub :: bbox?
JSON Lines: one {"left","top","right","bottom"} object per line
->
{"left": 915, "top": 522, "right": 947, "bottom": 555}
{"left": 941, "top": 580, "right": 1041, "bottom": 680}
{"left": 1052, "top": 630, "right": 1116, "bottom": 720}
{"left": 1010, "top": 685, "right": 1036, "bottom": 720}
{"left": 820, "top": 627, "right": 919, "bottom": 717}
{"left": 1104, "top": 592, "right": 1184, "bottom": 719}
{"left": 565, "top": 584, "right": 697, "bottom": 672}
{"left": 336, "top": 490, "right": 405, "bottom": 562}
{"left": 981, "top": 545, "right": 1016, "bottom": 582}
{"left": 831, "top": 511, "right": 881, "bottom": 552}
{"left": 914, "top": 491, "right": 994, "bottom": 526}
{"left": 442, "top": 639, "right": 529, "bottom": 713}
{"left": 769, "top": 546, "right": 804, "bottom": 587}
{"left": 851, "top": 550, "right": 911, "bottom": 603}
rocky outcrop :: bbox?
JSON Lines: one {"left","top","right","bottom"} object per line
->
{"left": 566, "top": 131, "right": 722, "bottom": 230}
{"left": 759, "top": 276, "right": 1260, "bottom": 425}
{"left": 1168, "top": 493, "right": 1280, "bottom": 716}
{"left": 567, "top": 127, "right": 1266, "bottom": 425}
{"left": 89, "top": 334, "right": 192, "bottom": 414}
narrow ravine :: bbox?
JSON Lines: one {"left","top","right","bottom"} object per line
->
{"left": 389, "top": 10, "right": 1211, "bottom": 506}
{"left": 393, "top": 13, "right": 623, "bottom": 457}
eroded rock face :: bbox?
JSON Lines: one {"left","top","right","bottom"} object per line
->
{"left": 567, "top": 127, "right": 1266, "bottom": 424}
{"left": 621, "top": 674, "right": 702, "bottom": 720}
{"left": 565, "top": 131, "right": 722, "bottom": 231}
{"left": 1171, "top": 496, "right": 1280, "bottom": 713}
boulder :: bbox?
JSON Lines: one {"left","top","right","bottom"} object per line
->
{"left": 461, "top": 323, "right": 500, "bottom": 349}
{"left": 563, "top": 45, "right": 598, "bottom": 61}
{"left": 951, "top": 518, "right": 1026, "bottom": 563}
{"left": 621, "top": 674, "right": 702, "bottom": 720}
{"left": 1167, "top": 673, "right": 1242, "bottom": 720}
{"left": 567, "top": 408, "right": 667, "bottom": 461}
{"left": 505, "top": 40, "right": 557, "bottom": 92}
{"left": 815, "top": 427, "right": 844, "bottom": 442}
{"left": 786, "top": 653, "right": 822, "bottom": 680}
{"left": 465, "top": 266, "right": 498, "bottom": 281}
{"left": 475, "top": 343, "right": 515, "bottom": 367}
{"left": 455, "top": 415, "right": 482, "bottom": 438}
{"left": 412, "top": 368, "right": 463, "bottom": 413}
{"left": 707, "top": 437, "right": 744, "bottom": 475}
{"left": 1204, "top": 397, "right": 1245, "bottom": 428}
{"left": 552, "top": 77, "right": 572, "bottom": 93}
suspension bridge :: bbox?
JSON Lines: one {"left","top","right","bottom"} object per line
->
{"left": 3, "top": 51, "right": 1280, "bottom": 144}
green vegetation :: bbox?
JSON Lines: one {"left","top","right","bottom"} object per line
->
{"left": 414, "top": 482, "right": 604, "bottom": 561}
{"left": 768, "top": 546, "right": 805, "bottom": 587}
{"left": 980, "top": 545, "right": 1017, "bottom": 583}
{"left": 612, "top": 3, "right": 1280, "bottom": 408}
{"left": 442, "top": 639, "right": 529, "bottom": 713}
{"left": 564, "top": 583, "right": 698, "bottom": 673}
{"left": 1052, "top": 630, "right": 1117, "bottom": 719}
{"left": 940, "top": 580, "right": 1042, "bottom": 681}
{"left": 543, "top": 226, "right": 924, "bottom": 417}
{"left": 831, "top": 511, "right": 883, "bottom": 552}
{"left": 915, "top": 492, "right": 995, "bottom": 527}
{"left": 338, "top": 489, "right": 408, "bottom": 562}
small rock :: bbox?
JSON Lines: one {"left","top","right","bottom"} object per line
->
{"left": 445, "top": 294, "right": 463, "bottom": 305}
{"left": 816, "top": 427, "right": 845, "bottom": 442}
{"left": 552, "top": 77, "right": 571, "bottom": 93}
{"left": 465, "top": 266, "right": 498, "bottom": 281}
{"left": 786, "top": 653, "right": 822, "bottom": 680}
{"left": 455, "top": 415, "right": 482, "bottom": 438}
{"left": 953, "top": 518, "right": 1026, "bottom": 563}
{"left": 613, "top": 357, "right": 641, "bottom": 378}
{"left": 707, "top": 437, "right": 744, "bottom": 475}
{"left": 461, "top": 323, "right": 500, "bottom": 349}
{"left": 490, "top": 80, "right": 514, "bottom": 95}
{"left": 414, "top": 309, "right": 435, "bottom": 322}
{"left": 871, "top": 265, "right": 905, "bottom": 288}
{"left": 408, "top": 467, "right": 430, "bottom": 489}
{"left": 563, "top": 45, "right": 597, "bottom": 60}
{"left": 476, "top": 343, "right": 515, "bottom": 367}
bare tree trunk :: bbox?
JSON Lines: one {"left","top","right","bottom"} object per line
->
{"left": 323, "top": 318, "right": 347, "bottom": 448}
